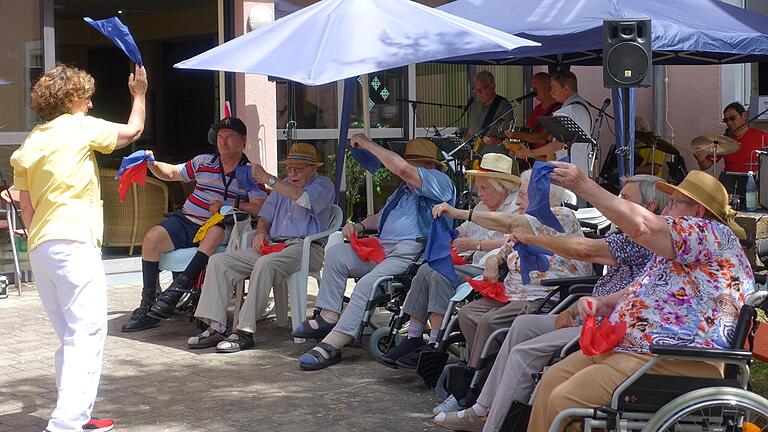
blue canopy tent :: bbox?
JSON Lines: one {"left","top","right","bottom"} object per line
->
{"left": 440, "top": 0, "right": 768, "bottom": 177}
{"left": 175, "top": 0, "right": 540, "bottom": 207}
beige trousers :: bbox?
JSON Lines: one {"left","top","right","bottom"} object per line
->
{"left": 194, "top": 239, "right": 324, "bottom": 333}
{"left": 527, "top": 351, "right": 724, "bottom": 432}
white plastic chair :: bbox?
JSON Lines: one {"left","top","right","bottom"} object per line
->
{"left": 234, "top": 204, "right": 344, "bottom": 343}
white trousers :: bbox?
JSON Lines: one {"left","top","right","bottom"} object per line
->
{"left": 29, "top": 241, "right": 107, "bottom": 432}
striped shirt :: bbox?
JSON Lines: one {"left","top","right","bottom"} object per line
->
{"left": 178, "top": 154, "right": 267, "bottom": 225}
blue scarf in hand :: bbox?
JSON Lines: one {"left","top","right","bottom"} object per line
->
{"left": 513, "top": 161, "right": 564, "bottom": 284}
{"left": 351, "top": 148, "right": 382, "bottom": 173}
{"left": 425, "top": 215, "right": 459, "bottom": 285}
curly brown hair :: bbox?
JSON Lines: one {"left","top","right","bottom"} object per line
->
{"left": 31, "top": 64, "right": 95, "bottom": 122}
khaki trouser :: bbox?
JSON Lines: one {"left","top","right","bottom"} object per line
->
{"left": 195, "top": 239, "right": 324, "bottom": 333}
{"left": 527, "top": 351, "right": 724, "bottom": 432}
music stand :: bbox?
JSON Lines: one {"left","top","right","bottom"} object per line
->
{"left": 537, "top": 115, "right": 594, "bottom": 146}
{"left": 430, "top": 136, "right": 466, "bottom": 161}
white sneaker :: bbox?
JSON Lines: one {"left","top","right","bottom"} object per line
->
{"left": 433, "top": 394, "right": 462, "bottom": 415}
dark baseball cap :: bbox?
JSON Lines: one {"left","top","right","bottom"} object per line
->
{"left": 208, "top": 117, "right": 247, "bottom": 144}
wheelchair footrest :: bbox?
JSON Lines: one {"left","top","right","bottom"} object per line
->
{"left": 417, "top": 350, "right": 449, "bottom": 389}
{"left": 617, "top": 374, "right": 740, "bottom": 412}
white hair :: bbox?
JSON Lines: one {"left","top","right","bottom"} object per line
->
{"left": 488, "top": 178, "right": 519, "bottom": 194}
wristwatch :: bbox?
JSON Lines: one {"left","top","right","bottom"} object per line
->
{"left": 476, "top": 240, "right": 482, "bottom": 251}
{"left": 267, "top": 176, "right": 277, "bottom": 186}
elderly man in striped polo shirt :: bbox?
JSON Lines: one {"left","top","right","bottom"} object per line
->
{"left": 121, "top": 117, "right": 267, "bottom": 332}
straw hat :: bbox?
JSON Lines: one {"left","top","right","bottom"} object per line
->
{"left": 656, "top": 170, "right": 746, "bottom": 239}
{"left": 403, "top": 138, "right": 447, "bottom": 171}
{"left": 465, "top": 153, "right": 521, "bottom": 183}
{"left": 279, "top": 142, "right": 323, "bottom": 166}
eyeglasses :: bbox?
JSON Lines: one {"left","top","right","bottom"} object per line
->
{"left": 722, "top": 114, "right": 740, "bottom": 123}
{"left": 285, "top": 166, "right": 308, "bottom": 174}
{"left": 473, "top": 84, "right": 491, "bottom": 94}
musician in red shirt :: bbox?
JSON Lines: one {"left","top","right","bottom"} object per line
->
{"left": 695, "top": 102, "right": 768, "bottom": 173}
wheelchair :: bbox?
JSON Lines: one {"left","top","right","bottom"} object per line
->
{"left": 542, "top": 287, "right": 768, "bottom": 432}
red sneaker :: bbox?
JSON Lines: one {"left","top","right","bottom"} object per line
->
{"left": 83, "top": 418, "right": 114, "bottom": 432}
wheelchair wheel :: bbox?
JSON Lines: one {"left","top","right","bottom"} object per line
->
{"left": 642, "top": 387, "right": 768, "bottom": 432}
{"left": 369, "top": 326, "right": 403, "bottom": 358}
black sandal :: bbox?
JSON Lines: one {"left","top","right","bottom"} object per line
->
{"left": 291, "top": 311, "right": 335, "bottom": 339}
{"left": 299, "top": 342, "right": 342, "bottom": 371}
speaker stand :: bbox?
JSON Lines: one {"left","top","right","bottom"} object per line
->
{"left": 621, "top": 87, "right": 634, "bottom": 177}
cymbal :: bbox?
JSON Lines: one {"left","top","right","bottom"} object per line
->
{"left": 691, "top": 134, "right": 739, "bottom": 156}
{"left": 635, "top": 132, "right": 680, "bottom": 156}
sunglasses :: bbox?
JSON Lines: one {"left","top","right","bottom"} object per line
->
{"left": 722, "top": 114, "right": 740, "bottom": 123}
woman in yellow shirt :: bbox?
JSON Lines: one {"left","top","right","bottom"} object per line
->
{"left": 11, "top": 64, "right": 147, "bottom": 432}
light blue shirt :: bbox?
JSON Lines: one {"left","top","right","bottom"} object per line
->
{"left": 258, "top": 174, "right": 335, "bottom": 240}
{"left": 378, "top": 168, "right": 456, "bottom": 241}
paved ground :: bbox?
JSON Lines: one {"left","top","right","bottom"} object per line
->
{"left": 0, "top": 278, "right": 443, "bottom": 432}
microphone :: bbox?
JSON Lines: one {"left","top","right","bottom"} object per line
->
{"left": 513, "top": 91, "right": 537, "bottom": 102}
{"left": 433, "top": 125, "right": 442, "bottom": 137}
{"left": 462, "top": 97, "right": 474, "bottom": 113}
{"left": 599, "top": 98, "right": 611, "bottom": 112}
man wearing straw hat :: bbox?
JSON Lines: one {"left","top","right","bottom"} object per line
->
{"left": 527, "top": 165, "right": 754, "bottom": 432}
{"left": 295, "top": 134, "right": 456, "bottom": 370}
{"left": 378, "top": 153, "right": 521, "bottom": 370}
{"left": 189, "top": 142, "right": 334, "bottom": 352}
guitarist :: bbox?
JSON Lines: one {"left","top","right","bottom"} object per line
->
{"left": 504, "top": 72, "right": 562, "bottom": 170}
{"left": 464, "top": 70, "right": 514, "bottom": 159}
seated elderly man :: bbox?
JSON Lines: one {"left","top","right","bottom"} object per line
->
{"left": 188, "top": 143, "right": 334, "bottom": 352}
{"left": 435, "top": 174, "right": 669, "bottom": 432}
{"left": 527, "top": 166, "right": 754, "bottom": 432}
{"left": 433, "top": 168, "right": 591, "bottom": 374}
{"left": 294, "top": 134, "right": 456, "bottom": 370}
{"left": 122, "top": 117, "right": 267, "bottom": 332}
{"left": 379, "top": 153, "right": 520, "bottom": 370}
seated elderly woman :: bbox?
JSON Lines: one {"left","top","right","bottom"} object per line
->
{"left": 526, "top": 165, "right": 755, "bottom": 432}
{"left": 434, "top": 174, "right": 669, "bottom": 432}
{"left": 432, "top": 167, "right": 592, "bottom": 379}
{"left": 379, "top": 153, "right": 521, "bottom": 370}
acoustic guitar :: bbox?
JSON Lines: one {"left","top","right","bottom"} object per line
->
{"left": 502, "top": 126, "right": 555, "bottom": 162}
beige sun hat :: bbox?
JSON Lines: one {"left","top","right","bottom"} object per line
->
{"left": 656, "top": 170, "right": 746, "bottom": 239}
{"left": 464, "top": 153, "right": 521, "bottom": 183}
{"left": 403, "top": 138, "right": 448, "bottom": 171}
{"left": 279, "top": 142, "right": 323, "bottom": 166}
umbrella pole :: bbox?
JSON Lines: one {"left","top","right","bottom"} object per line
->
{"left": 362, "top": 74, "right": 374, "bottom": 216}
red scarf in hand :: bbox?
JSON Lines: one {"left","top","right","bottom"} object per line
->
{"left": 466, "top": 277, "right": 508, "bottom": 304}
{"left": 451, "top": 248, "right": 469, "bottom": 265}
{"left": 349, "top": 231, "right": 385, "bottom": 264}
{"left": 260, "top": 239, "right": 287, "bottom": 255}
{"left": 118, "top": 161, "right": 147, "bottom": 202}
{"left": 579, "top": 300, "right": 627, "bottom": 355}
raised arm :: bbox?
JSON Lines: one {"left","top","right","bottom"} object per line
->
{"left": 510, "top": 229, "right": 617, "bottom": 266}
{"left": 115, "top": 65, "right": 147, "bottom": 149}
{"left": 147, "top": 160, "right": 182, "bottom": 182}
{"left": 433, "top": 202, "right": 531, "bottom": 234}
{"left": 550, "top": 161, "right": 675, "bottom": 259}
{"left": 350, "top": 133, "right": 421, "bottom": 187}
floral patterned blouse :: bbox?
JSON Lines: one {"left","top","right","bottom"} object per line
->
{"left": 592, "top": 232, "right": 652, "bottom": 297}
{"left": 609, "top": 217, "right": 755, "bottom": 353}
{"left": 500, "top": 206, "right": 593, "bottom": 302}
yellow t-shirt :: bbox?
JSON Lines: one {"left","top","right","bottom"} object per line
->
{"left": 11, "top": 113, "right": 119, "bottom": 251}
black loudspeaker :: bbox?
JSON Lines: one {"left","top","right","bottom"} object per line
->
{"left": 603, "top": 19, "right": 653, "bottom": 88}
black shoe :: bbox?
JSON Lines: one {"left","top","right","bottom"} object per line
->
{"left": 377, "top": 336, "right": 425, "bottom": 368}
{"left": 121, "top": 305, "right": 160, "bottom": 332}
{"left": 148, "top": 275, "right": 193, "bottom": 320}
{"left": 292, "top": 312, "right": 336, "bottom": 339}
{"left": 396, "top": 343, "right": 436, "bottom": 371}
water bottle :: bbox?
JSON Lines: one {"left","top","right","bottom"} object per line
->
{"left": 746, "top": 171, "right": 758, "bottom": 212}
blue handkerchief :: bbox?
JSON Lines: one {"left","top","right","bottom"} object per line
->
{"left": 84, "top": 17, "right": 143, "bottom": 66}
{"left": 235, "top": 165, "right": 259, "bottom": 191}
{"left": 425, "top": 216, "right": 459, "bottom": 285}
{"left": 116, "top": 150, "right": 154, "bottom": 179}
{"left": 350, "top": 147, "right": 381, "bottom": 173}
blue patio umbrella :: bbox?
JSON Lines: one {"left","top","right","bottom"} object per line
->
{"left": 440, "top": 0, "right": 768, "bottom": 177}
{"left": 174, "top": 0, "right": 540, "bottom": 202}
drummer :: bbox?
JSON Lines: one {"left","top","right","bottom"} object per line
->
{"left": 694, "top": 102, "right": 768, "bottom": 173}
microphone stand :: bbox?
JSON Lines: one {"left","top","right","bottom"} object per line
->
{"left": 449, "top": 99, "right": 521, "bottom": 162}
{"left": 589, "top": 106, "right": 609, "bottom": 181}
{"left": 396, "top": 98, "right": 465, "bottom": 140}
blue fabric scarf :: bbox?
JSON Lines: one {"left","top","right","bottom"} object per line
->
{"left": 425, "top": 216, "right": 459, "bottom": 284}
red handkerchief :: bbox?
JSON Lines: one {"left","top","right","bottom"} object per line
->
{"left": 579, "top": 300, "right": 627, "bottom": 355}
{"left": 118, "top": 161, "right": 147, "bottom": 202}
{"left": 465, "top": 277, "right": 508, "bottom": 304}
{"left": 349, "top": 232, "right": 385, "bottom": 264}
{"left": 451, "top": 248, "right": 469, "bottom": 265}
{"left": 260, "top": 240, "right": 287, "bottom": 255}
